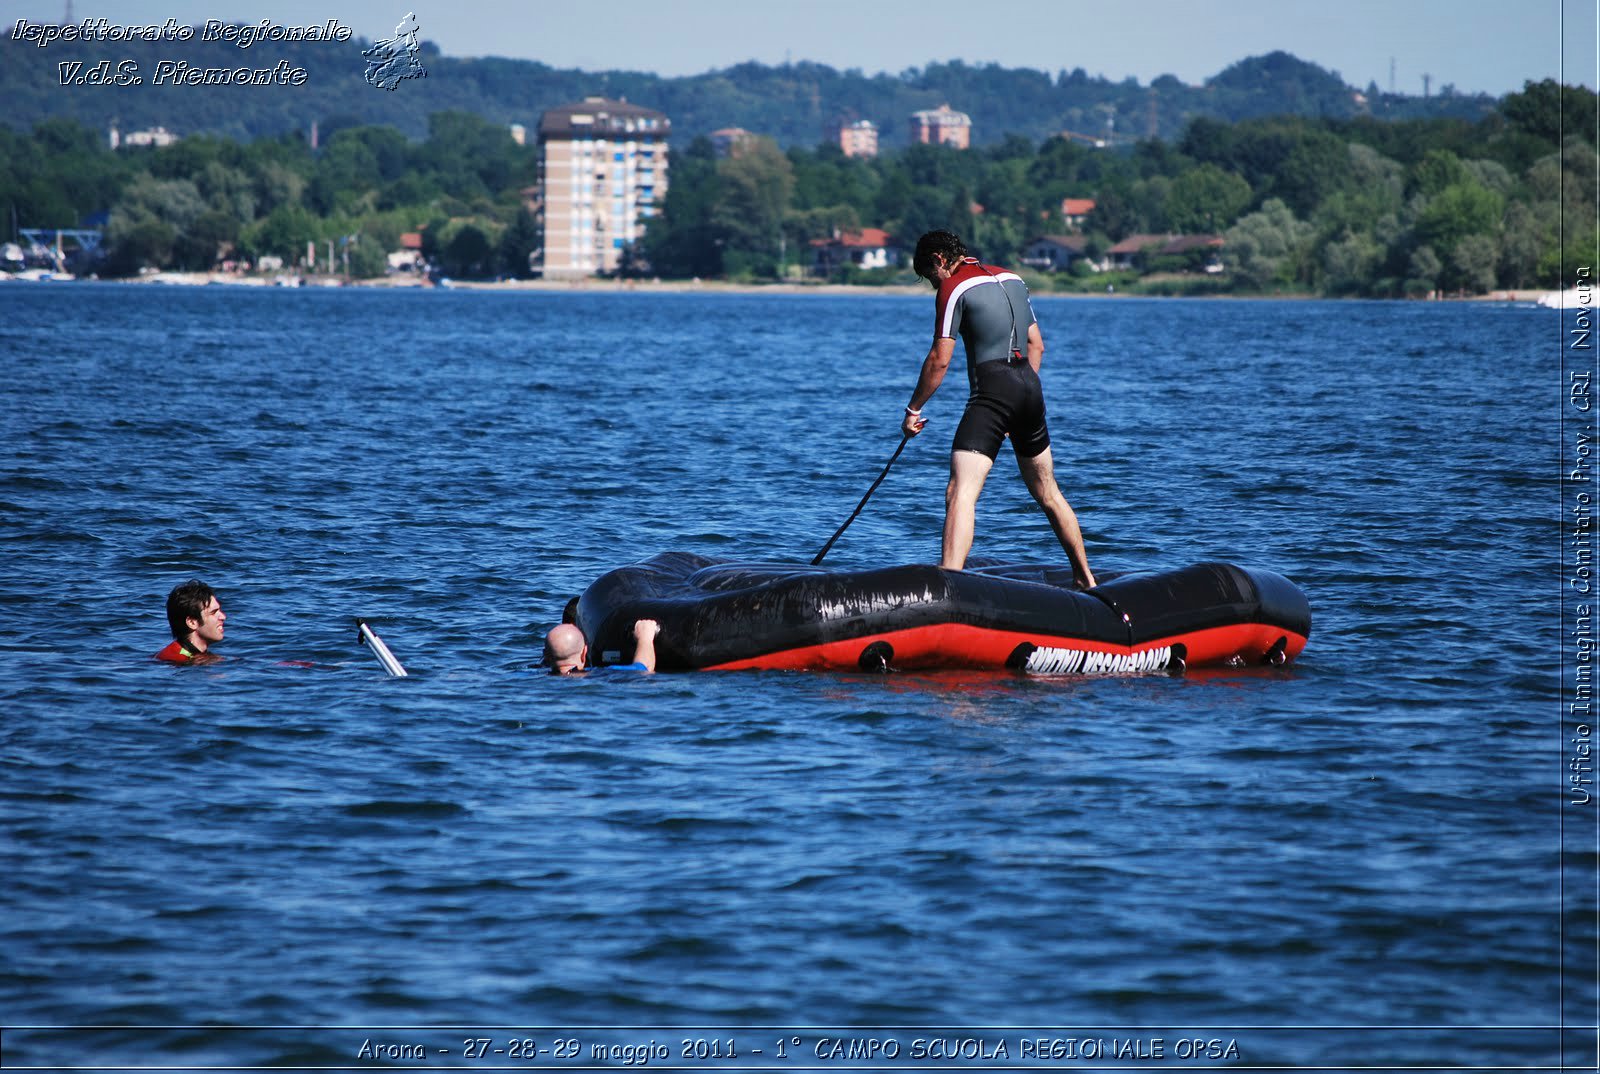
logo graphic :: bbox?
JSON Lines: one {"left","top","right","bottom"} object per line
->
{"left": 1023, "top": 644, "right": 1173, "bottom": 675}
{"left": 362, "top": 12, "right": 426, "bottom": 91}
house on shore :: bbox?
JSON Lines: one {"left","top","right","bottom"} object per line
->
{"left": 1107, "top": 233, "right": 1225, "bottom": 272}
{"left": 387, "top": 232, "right": 425, "bottom": 273}
{"left": 1021, "top": 235, "right": 1091, "bottom": 273}
{"left": 810, "top": 228, "right": 901, "bottom": 276}
{"left": 1060, "top": 198, "right": 1097, "bottom": 230}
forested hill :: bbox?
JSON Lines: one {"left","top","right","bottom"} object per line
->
{"left": 1, "top": 21, "right": 1497, "bottom": 146}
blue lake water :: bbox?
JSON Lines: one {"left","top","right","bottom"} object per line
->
{"left": 0, "top": 282, "right": 1588, "bottom": 1069}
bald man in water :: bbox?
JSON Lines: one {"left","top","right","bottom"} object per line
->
{"left": 543, "top": 618, "right": 659, "bottom": 674}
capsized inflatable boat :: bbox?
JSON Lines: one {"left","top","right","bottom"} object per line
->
{"left": 575, "top": 552, "right": 1311, "bottom": 674}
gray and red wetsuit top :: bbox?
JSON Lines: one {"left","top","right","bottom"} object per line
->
{"left": 932, "top": 256, "right": 1037, "bottom": 390}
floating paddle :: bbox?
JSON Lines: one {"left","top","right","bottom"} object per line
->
{"left": 812, "top": 433, "right": 912, "bottom": 566}
{"left": 357, "top": 618, "right": 409, "bottom": 677}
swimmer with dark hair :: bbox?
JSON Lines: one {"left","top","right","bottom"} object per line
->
{"left": 156, "top": 579, "right": 226, "bottom": 664}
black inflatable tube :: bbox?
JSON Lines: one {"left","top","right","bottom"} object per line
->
{"left": 575, "top": 552, "right": 1312, "bottom": 674}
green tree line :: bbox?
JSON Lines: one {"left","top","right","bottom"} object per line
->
{"left": 2, "top": 80, "right": 1594, "bottom": 294}
{"left": 1, "top": 110, "right": 542, "bottom": 278}
{"left": 649, "top": 79, "right": 1598, "bottom": 295}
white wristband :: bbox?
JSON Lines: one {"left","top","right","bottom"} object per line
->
{"left": 905, "top": 405, "right": 922, "bottom": 417}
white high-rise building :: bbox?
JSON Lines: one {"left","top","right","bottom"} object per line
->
{"left": 536, "top": 97, "right": 670, "bottom": 278}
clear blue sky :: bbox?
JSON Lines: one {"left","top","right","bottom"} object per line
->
{"left": 6, "top": 0, "right": 1596, "bottom": 95}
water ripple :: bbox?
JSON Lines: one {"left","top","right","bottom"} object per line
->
{"left": 0, "top": 287, "right": 1566, "bottom": 1060}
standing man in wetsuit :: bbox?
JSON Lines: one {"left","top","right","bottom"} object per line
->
{"left": 901, "top": 230, "right": 1096, "bottom": 588}
{"left": 155, "top": 579, "right": 227, "bottom": 663}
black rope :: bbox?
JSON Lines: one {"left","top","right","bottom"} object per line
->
{"left": 812, "top": 434, "right": 911, "bottom": 566}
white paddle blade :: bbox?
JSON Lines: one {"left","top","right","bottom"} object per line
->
{"left": 358, "top": 620, "right": 409, "bottom": 677}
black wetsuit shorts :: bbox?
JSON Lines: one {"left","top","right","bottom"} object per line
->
{"left": 952, "top": 356, "right": 1051, "bottom": 460}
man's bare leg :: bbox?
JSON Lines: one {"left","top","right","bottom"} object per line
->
{"left": 1016, "top": 447, "right": 1096, "bottom": 588}
{"left": 942, "top": 450, "right": 993, "bottom": 570}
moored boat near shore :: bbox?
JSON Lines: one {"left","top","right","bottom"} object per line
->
{"left": 1536, "top": 287, "right": 1596, "bottom": 309}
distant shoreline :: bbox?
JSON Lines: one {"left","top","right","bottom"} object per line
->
{"left": 5, "top": 272, "right": 1551, "bottom": 303}
{"left": 438, "top": 277, "right": 931, "bottom": 297}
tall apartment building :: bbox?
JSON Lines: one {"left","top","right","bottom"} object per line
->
{"left": 908, "top": 104, "right": 971, "bottom": 149}
{"left": 834, "top": 119, "right": 878, "bottom": 158}
{"left": 536, "top": 96, "right": 670, "bottom": 278}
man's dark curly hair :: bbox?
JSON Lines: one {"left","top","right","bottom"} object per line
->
{"left": 166, "top": 579, "right": 216, "bottom": 641}
{"left": 913, "top": 229, "right": 967, "bottom": 283}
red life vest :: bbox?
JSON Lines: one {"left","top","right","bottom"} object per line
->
{"left": 155, "top": 640, "right": 200, "bottom": 663}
